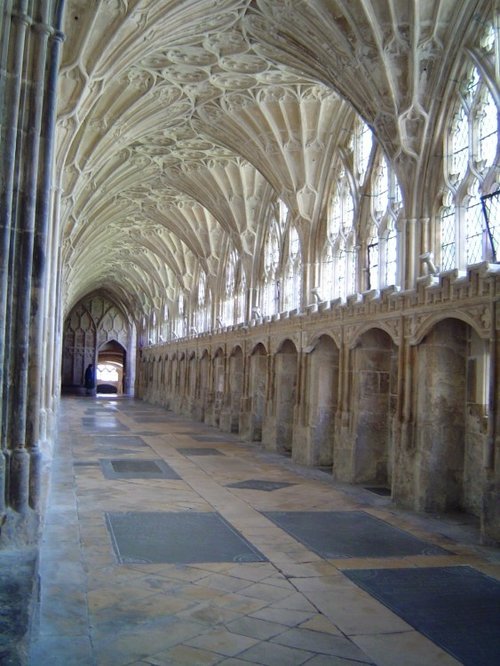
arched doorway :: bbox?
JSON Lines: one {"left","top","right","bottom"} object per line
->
{"left": 61, "top": 304, "right": 96, "bottom": 394}
{"left": 97, "top": 340, "right": 126, "bottom": 395}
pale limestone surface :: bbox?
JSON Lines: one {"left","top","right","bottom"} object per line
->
{"left": 30, "top": 396, "right": 499, "bottom": 665}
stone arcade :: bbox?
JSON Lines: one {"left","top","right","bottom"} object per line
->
{"left": 0, "top": 0, "right": 499, "bottom": 662}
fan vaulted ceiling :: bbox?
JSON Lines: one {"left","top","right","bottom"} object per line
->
{"left": 57, "top": 0, "right": 476, "bottom": 319}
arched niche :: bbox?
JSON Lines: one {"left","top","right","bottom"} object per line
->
{"left": 211, "top": 347, "right": 225, "bottom": 427}
{"left": 274, "top": 338, "right": 298, "bottom": 455}
{"left": 171, "top": 352, "right": 179, "bottom": 393}
{"left": 305, "top": 334, "right": 340, "bottom": 467}
{"left": 198, "top": 350, "right": 210, "bottom": 420}
{"left": 227, "top": 345, "right": 243, "bottom": 433}
{"left": 187, "top": 351, "right": 197, "bottom": 400}
{"left": 415, "top": 317, "right": 489, "bottom": 517}
{"left": 248, "top": 342, "right": 268, "bottom": 441}
{"left": 351, "top": 327, "right": 398, "bottom": 489}
{"left": 178, "top": 351, "right": 186, "bottom": 397}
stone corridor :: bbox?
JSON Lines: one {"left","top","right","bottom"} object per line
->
{"left": 29, "top": 396, "right": 500, "bottom": 666}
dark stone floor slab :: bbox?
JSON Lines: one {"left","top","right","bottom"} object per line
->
{"left": 364, "top": 487, "right": 392, "bottom": 496}
{"left": 105, "top": 511, "right": 267, "bottom": 564}
{"left": 261, "top": 510, "right": 450, "bottom": 558}
{"left": 227, "top": 480, "right": 295, "bottom": 492}
{"left": 344, "top": 566, "right": 500, "bottom": 666}
{"left": 177, "top": 448, "right": 224, "bottom": 456}
{"left": 100, "top": 459, "right": 181, "bottom": 480}
{"left": 93, "top": 435, "right": 147, "bottom": 447}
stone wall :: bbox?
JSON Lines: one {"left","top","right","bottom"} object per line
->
{"left": 138, "top": 264, "right": 500, "bottom": 543}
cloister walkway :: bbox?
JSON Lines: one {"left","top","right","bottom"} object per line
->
{"left": 29, "top": 396, "right": 500, "bottom": 665}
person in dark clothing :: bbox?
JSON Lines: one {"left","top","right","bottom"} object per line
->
{"left": 84, "top": 363, "right": 95, "bottom": 394}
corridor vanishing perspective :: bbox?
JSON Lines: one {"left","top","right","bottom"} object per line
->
{"left": 30, "top": 397, "right": 500, "bottom": 665}
{"left": 1, "top": 1, "right": 500, "bottom": 664}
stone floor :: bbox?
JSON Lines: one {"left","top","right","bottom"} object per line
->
{"left": 27, "top": 396, "right": 500, "bottom": 666}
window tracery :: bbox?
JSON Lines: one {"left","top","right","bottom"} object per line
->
{"left": 222, "top": 251, "right": 236, "bottom": 325}
{"left": 176, "top": 293, "right": 186, "bottom": 338}
{"left": 283, "top": 225, "right": 302, "bottom": 311}
{"left": 196, "top": 270, "right": 210, "bottom": 332}
{"left": 220, "top": 249, "right": 246, "bottom": 326}
{"left": 440, "top": 55, "right": 499, "bottom": 270}
{"left": 354, "top": 120, "right": 373, "bottom": 185}
{"left": 322, "top": 164, "right": 356, "bottom": 300}
{"left": 367, "top": 154, "right": 401, "bottom": 290}
{"left": 262, "top": 212, "right": 281, "bottom": 316}
{"left": 320, "top": 118, "right": 401, "bottom": 299}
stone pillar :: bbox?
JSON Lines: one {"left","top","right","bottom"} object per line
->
{"left": 333, "top": 335, "right": 354, "bottom": 481}
{"left": 403, "top": 217, "right": 417, "bottom": 289}
{"left": 0, "top": 0, "right": 31, "bottom": 518}
{"left": 28, "top": 13, "right": 65, "bottom": 511}
{"left": 482, "top": 302, "right": 500, "bottom": 543}
{"left": 392, "top": 330, "right": 416, "bottom": 508}
{"left": 0, "top": 2, "right": 64, "bottom": 536}
{"left": 10, "top": 5, "right": 48, "bottom": 513}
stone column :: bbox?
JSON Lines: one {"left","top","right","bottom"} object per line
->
{"left": 9, "top": 5, "right": 49, "bottom": 513}
{"left": 482, "top": 301, "right": 499, "bottom": 542}
{"left": 48, "top": 201, "right": 65, "bottom": 418}
{"left": 392, "top": 323, "right": 416, "bottom": 508}
{"left": 403, "top": 217, "right": 417, "bottom": 289}
{"left": 333, "top": 333, "right": 353, "bottom": 481}
{"left": 0, "top": 0, "right": 30, "bottom": 518}
{"left": 27, "top": 11, "right": 65, "bottom": 511}
{"left": 0, "top": 0, "right": 22, "bottom": 515}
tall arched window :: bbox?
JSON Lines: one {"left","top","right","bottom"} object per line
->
{"left": 367, "top": 154, "right": 401, "bottom": 290}
{"left": 161, "top": 303, "right": 169, "bottom": 341}
{"left": 321, "top": 117, "right": 401, "bottom": 299}
{"left": 353, "top": 119, "right": 373, "bottom": 185}
{"left": 440, "top": 43, "right": 499, "bottom": 270}
{"left": 220, "top": 249, "right": 246, "bottom": 325}
{"left": 222, "top": 250, "right": 236, "bottom": 325}
{"left": 323, "top": 165, "right": 356, "bottom": 300}
{"left": 196, "top": 271, "right": 209, "bottom": 332}
{"left": 279, "top": 199, "right": 289, "bottom": 231}
{"left": 176, "top": 293, "right": 186, "bottom": 338}
{"left": 283, "top": 225, "right": 302, "bottom": 311}
{"left": 150, "top": 311, "right": 157, "bottom": 344}
{"left": 262, "top": 215, "right": 281, "bottom": 316}
{"left": 235, "top": 267, "right": 246, "bottom": 324}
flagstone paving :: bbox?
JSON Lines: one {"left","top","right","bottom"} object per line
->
{"left": 28, "top": 396, "right": 500, "bottom": 665}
